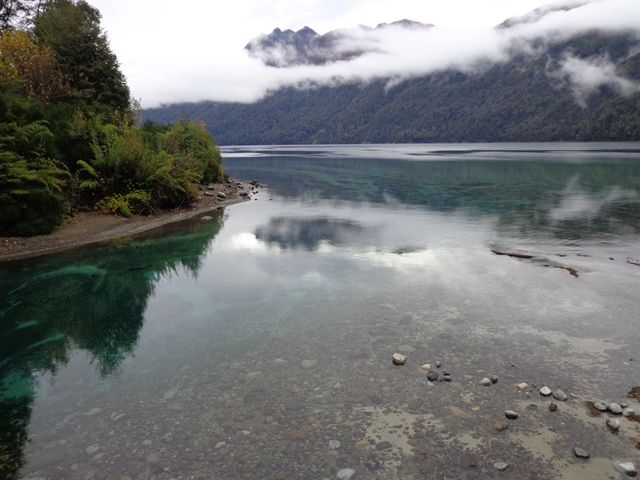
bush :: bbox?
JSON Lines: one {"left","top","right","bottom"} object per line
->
{"left": 96, "top": 194, "right": 132, "bottom": 218}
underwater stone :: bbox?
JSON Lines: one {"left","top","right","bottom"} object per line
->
{"left": 623, "top": 407, "right": 635, "bottom": 417}
{"left": 336, "top": 468, "right": 356, "bottom": 480}
{"left": 614, "top": 462, "right": 637, "bottom": 477}
{"left": 490, "top": 375, "right": 499, "bottom": 384}
{"left": 392, "top": 353, "right": 407, "bottom": 365}
{"left": 594, "top": 401, "right": 608, "bottom": 412}
{"left": 301, "top": 359, "right": 318, "bottom": 370}
{"left": 480, "top": 378, "right": 492, "bottom": 386}
{"left": 540, "top": 386, "right": 552, "bottom": 397}
{"left": 427, "top": 372, "right": 439, "bottom": 382}
{"left": 608, "top": 403, "right": 623, "bottom": 414}
{"left": 606, "top": 418, "right": 620, "bottom": 432}
{"left": 505, "top": 410, "right": 518, "bottom": 420}
{"left": 553, "top": 389, "right": 568, "bottom": 401}
{"left": 549, "top": 402, "right": 558, "bottom": 412}
{"left": 493, "top": 462, "right": 509, "bottom": 471}
{"left": 574, "top": 447, "right": 590, "bottom": 459}
{"left": 435, "top": 360, "right": 442, "bottom": 368}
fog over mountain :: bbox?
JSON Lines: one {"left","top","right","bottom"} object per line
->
{"left": 143, "top": 0, "right": 640, "bottom": 143}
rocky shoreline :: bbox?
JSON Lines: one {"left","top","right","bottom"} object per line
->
{"left": 0, "top": 178, "right": 259, "bottom": 263}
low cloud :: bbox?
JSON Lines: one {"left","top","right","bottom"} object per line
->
{"left": 130, "top": 0, "right": 640, "bottom": 107}
{"left": 552, "top": 55, "right": 640, "bottom": 106}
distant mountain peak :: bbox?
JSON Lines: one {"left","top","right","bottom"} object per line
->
{"left": 246, "top": 20, "right": 433, "bottom": 68}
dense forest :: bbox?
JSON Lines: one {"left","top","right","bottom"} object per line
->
{"left": 144, "top": 31, "right": 640, "bottom": 145}
{"left": 0, "top": 0, "right": 223, "bottom": 236}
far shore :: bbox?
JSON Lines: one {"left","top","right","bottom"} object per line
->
{"left": 0, "top": 179, "right": 256, "bottom": 263}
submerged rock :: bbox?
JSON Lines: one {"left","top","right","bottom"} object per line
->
{"left": 480, "top": 378, "right": 492, "bottom": 386}
{"left": 607, "top": 418, "right": 621, "bottom": 432}
{"left": 505, "top": 410, "right": 518, "bottom": 420}
{"left": 427, "top": 372, "right": 439, "bottom": 382}
{"left": 553, "top": 389, "right": 568, "bottom": 401}
{"left": 329, "top": 440, "right": 341, "bottom": 450}
{"left": 516, "top": 383, "right": 529, "bottom": 391}
{"left": 217, "top": 191, "right": 226, "bottom": 199}
{"left": 301, "top": 359, "right": 318, "bottom": 370}
{"left": 574, "top": 447, "right": 590, "bottom": 459}
{"left": 435, "top": 360, "right": 442, "bottom": 368}
{"left": 623, "top": 407, "right": 636, "bottom": 417}
{"left": 421, "top": 363, "right": 433, "bottom": 371}
{"left": 540, "top": 386, "right": 552, "bottom": 397}
{"left": 490, "top": 375, "right": 499, "bottom": 384}
{"left": 493, "top": 462, "right": 509, "bottom": 471}
{"left": 392, "top": 353, "right": 407, "bottom": 365}
{"left": 614, "top": 462, "right": 637, "bottom": 477}
{"left": 493, "top": 421, "right": 509, "bottom": 432}
{"left": 549, "top": 402, "right": 558, "bottom": 412}
{"left": 594, "top": 401, "right": 608, "bottom": 412}
{"left": 336, "top": 468, "right": 356, "bottom": 480}
{"left": 608, "top": 403, "right": 623, "bottom": 414}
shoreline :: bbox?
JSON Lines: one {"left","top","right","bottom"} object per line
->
{"left": 0, "top": 179, "right": 256, "bottom": 263}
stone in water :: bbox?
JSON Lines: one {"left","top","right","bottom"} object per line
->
{"left": 573, "top": 447, "right": 590, "bottom": 459}
{"left": 614, "top": 462, "right": 637, "bottom": 477}
{"left": 540, "top": 386, "right": 552, "bottom": 397}
{"left": 505, "top": 410, "right": 518, "bottom": 420}
{"left": 337, "top": 468, "right": 356, "bottom": 480}
{"left": 392, "top": 353, "right": 407, "bottom": 365}
{"left": 494, "top": 462, "right": 509, "bottom": 471}
{"left": 480, "top": 377, "right": 492, "bottom": 386}
{"left": 553, "top": 389, "right": 568, "bottom": 401}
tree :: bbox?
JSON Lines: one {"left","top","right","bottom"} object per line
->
{"left": 0, "top": 29, "right": 67, "bottom": 103}
{"left": 34, "top": 0, "right": 130, "bottom": 112}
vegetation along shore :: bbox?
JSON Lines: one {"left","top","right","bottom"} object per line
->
{"left": 1, "top": 0, "right": 233, "bottom": 254}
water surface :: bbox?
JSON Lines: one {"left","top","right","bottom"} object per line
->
{"left": 1, "top": 144, "right": 640, "bottom": 479}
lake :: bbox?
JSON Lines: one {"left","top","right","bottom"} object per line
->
{"left": 1, "top": 143, "right": 639, "bottom": 479}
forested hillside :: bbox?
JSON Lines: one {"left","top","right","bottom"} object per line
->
{"left": 144, "top": 30, "right": 640, "bottom": 145}
{"left": 0, "top": 0, "right": 223, "bottom": 236}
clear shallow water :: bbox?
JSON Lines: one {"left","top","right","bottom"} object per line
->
{"left": 1, "top": 144, "right": 640, "bottom": 480}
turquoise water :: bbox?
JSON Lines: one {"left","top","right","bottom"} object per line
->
{"left": 1, "top": 144, "right": 640, "bottom": 479}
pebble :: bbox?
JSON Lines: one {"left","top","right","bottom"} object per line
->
{"left": 392, "top": 353, "right": 407, "bottom": 366}
{"left": 301, "top": 359, "right": 318, "bottom": 370}
{"left": 329, "top": 440, "right": 341, "bottom": 450}
{"left": 201, "top": 215, "right": 213, "bottom": 221}
{"left": 376, "top": 441, "right": 393, "bottom": 450}
{"left": 540, "top": 386, "right": 552, "bottom": 397}
{"left": 553, "top": 389, "right": 568, "bottom": 401}
{"left": 427, "top": 372, "right": 439, "bottom": 382}
{"left": 516, "top": 383, "right": 529, "bottom": 391}
{"left": 214, "top": 442, "right": 226, "bottom": 450}
{"left": 614, "top": 462, "right": 637, "bottom": 477}
{"left": 594, "top": 401, "right": 608, "bottom": 412}
{"left": 574, "top": 447, "right": 590, "bottom": 459}
{"left": 84, "top": 408, "right": 102, "bottom": 416}
{"left": 606, "top": 418, "right": 620, "bottom": 432}
{"left": 623, "top": 407, "right": 635, "bottom": 417}
{"left": 549, "top": 402, "right": 558, "bottom": 412}
{"left": 490, "top": 375, "right": 499, "bottom": 384}
{"left": 336, "top": 468, "right": 356, "bottom": 480}
{"left": 608, "top": 403, "right": 623, "bottom": 414}
{"left": 421, "top": 363, "right": 433, "bottom": 371}
{"left": 505, "top": 410, "right": 518, "bottom": 420}
{"left": 217, "top": 192, "right": 226, "bottom": 199}
{"left": 443, "top": 373, "right": 452, "bottom": 382}
{"left": 493, "top": 462, "right": 509, "bottom": 471}
{"left": 493, "top": 422, "right": 509, "bottom": 432}
{"left": 480, "top": 378, "right": 492, "bottom": 386}
{"left": 85, "top": 445, "right": 100, "bottom": 455}
{"left": 435, "top": 360, "right": 442, "bottom": 368}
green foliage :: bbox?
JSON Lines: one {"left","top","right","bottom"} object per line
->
{"left": 34, "top": 0, "right": 130, "bottom": 112}
{"left": 0, "top": 102, "right": 69, "bottom": 235}
{"left": 1, "top": 2, "right": 224, "bottom": 237}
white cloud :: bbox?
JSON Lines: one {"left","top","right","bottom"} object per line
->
{"left": 552, "top": 54, "right": 640, "bottom": 106}
{"left": 89, "top": 0, "right": 640, "bottom": 106}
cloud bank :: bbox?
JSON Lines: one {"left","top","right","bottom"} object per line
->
{"left": 119, "top": 0, "right": 640, "bottom": 107}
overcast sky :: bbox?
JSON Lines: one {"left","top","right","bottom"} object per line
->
{"left": 87, "top": 0, "right": 640, "bottom": 107}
